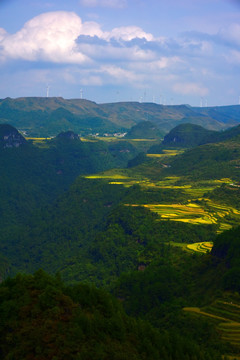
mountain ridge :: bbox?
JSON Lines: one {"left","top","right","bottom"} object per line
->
{"left": 1, "top": 97, "right": 239, "bottom": 137}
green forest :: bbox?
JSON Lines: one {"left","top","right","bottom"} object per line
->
{"left": 1, "top": 120, "right": 240, "bottom": 359}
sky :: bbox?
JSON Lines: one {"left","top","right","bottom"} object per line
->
{"left": 0, "top": 0, "right": 240, "bottom": 106}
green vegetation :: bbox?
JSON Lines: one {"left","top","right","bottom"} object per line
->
{"left": 161, "top": 123, "right": 219, "bottom": 147}
{"left": 2, "top": 270, "right": 211, "bottom": 360}
{"left": 1, "top": 97, "right": 239, "bottom": 137}
{"left": 1, "top": 117, "right": 240, "bottom": 359}
{"left": 184, "top": 297, "right": 240, "bottom": 354}
{"left": 124, "top": 120, "right": 164, "bottom": 139}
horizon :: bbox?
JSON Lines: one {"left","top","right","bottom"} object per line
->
{"left": 1, "top": 95, "right": 240, "bottom": 108}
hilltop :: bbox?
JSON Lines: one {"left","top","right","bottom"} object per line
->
{"left": 124, "top": 121, "right": 164, "bottom": 139}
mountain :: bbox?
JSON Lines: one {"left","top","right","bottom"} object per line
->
{"left": 164, "top": 135, "right": 240, "bottom": 180}
{"left": 0, "top": 269, "right": 222, "bottom": 360}
{"left": 0, "top": 123, "right": 27, "bottom": 148}
{"left": 2, "top": 113, "right": 240, "bottom": 359}
{"left": 0, "top": 125, "right": 138, "bottom": 267}
{"left": 1, "top": 97, "right": 240, "bottom": 137}
{"left": 0, "top": 270, "right": 179, "bottom": 360}
{"left": 101, "top": 102, "right": 239, "bottom": 131}
{"left": 161, "top": 123, "right": 218, "bottom": 148}
{"left": 148, "top": 123, "right": 240, "bottom": 153}
{"left": 124, "top": 121, "right": 164, "bottom": 139}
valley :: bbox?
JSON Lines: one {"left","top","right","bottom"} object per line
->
{"left": 1, "top": 104, "right": 240, "bottom": 359}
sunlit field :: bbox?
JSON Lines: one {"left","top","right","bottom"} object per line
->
{"left": 26, "top": 137, "right": 52, "bottom": 147}
{"left": 147, "top": 149, "right": 185, "bottom": 158}
{"left": 85, "top": 161, "right": 240, "bottom": 233}
{"left": 187, "top": 242, "right": 213, "bottom": 253}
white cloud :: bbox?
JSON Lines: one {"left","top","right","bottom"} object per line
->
{"left": 173, "top": 82, "right": 209, "bottom": 96}
{"left": 79, "top": 0, "right": 127, "bottom": 8}
{"left": 0, "top": 11, "right": 155, "bottom": 65}
{"left": 0, "top": 11, "right": 89, "bottom": 63}
{"left": 0, "top": 28, "right": 7, "bottom": 41}
{"left": 0, "top": 10, "right": 237, "bottom": 104}
{"left": 105, "top": 26, "right": 154, "bottom": 41}
{"left": 81, "top": 21, "right": 105, "bottom": 37}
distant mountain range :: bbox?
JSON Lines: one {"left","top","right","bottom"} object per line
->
{"left": 0, "top": 97, "right": 240, "bottom": 136}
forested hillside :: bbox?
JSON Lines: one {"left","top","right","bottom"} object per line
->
{"left": 1, "top": 120, "right": 240, "bottom": 359}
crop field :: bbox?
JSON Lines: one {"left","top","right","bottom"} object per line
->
{"left": 170, "top": 241, "right": 213, "bottom": 254}
{"left": 141, "top": 203, "right": 214, "bottom": 225}
{"left": 84, "top": 166, "right": 240, "bottom": 232}
{"left": 147, "top": 149, "right": 185, "bottom": 158}
{"left": 26, "top": 137, "right": 52, "bottom": 147}
{"left": 184, "top": 299, "right": 240, "bottom": 357}
{"left": 84, "top": 146, "right": 240, "bottom": 233}
{"left": 79, "top": 137, "right": 98, "bottom": 142}
{"left": 187, "top": 242, "right": 213, "bottom": 253}
{"left": 126, "top": 201, "right": 240, "bottom": 231}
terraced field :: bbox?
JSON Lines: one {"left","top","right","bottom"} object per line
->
{"left": 187, "top": 242, "right": 213, "bottom": 253}
{"left": 85, "top": 165, "right": 240, "bottom": 233}
{"left": 184, "top": 299, "right": 240, "bottom": 357}
{"left": 170, "top": 241, "right": 213, "bottom": 254}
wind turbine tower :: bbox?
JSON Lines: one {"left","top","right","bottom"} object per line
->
{"left": 46, "top": 85, "right": 50, "bottom": 98}
{"left": 80, "top": 88, "right": 83, "bottom": 99}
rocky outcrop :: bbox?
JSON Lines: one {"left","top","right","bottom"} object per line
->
{"left": 0, "top": 124, "right": 27, "bottom": 148}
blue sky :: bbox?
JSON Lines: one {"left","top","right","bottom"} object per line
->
{"left": 0, "top": 0, "right": 240, "bottom": 106}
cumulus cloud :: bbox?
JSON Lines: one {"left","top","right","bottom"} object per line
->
{"left": 0, "top": 11, "right": 88, "bottom": 63}
{"left": 0, "top": 11, "right": 155, "bottom": 65}
{"left": 0, "top": 10, "right": 238, "bottom": 103}
{"left": 0, "top": 28, "right": 7, "bottom": 41}
{"left": 105, "top": 26, "right": 154, "bottom": 41}
{"left": 79, "top": 0, "right": 127, "bottom": 8}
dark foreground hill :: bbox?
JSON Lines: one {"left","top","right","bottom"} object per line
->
{"left": 0, "top": 270, "right": 222, "bottom": 360}
{"left": 0, "top": 97, "right": 240, "bottom": 136}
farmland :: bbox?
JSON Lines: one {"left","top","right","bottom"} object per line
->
{"left": 184, "top": 297, "right": 240, "bottom": 358}
{"left": 85, "top": 152, "right": 240, "bottom": 234}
